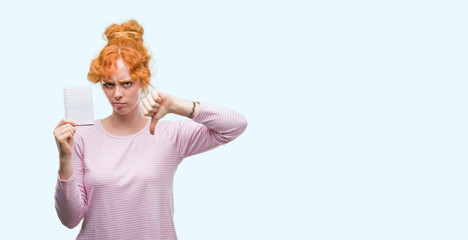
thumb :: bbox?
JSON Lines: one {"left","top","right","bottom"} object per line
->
{"left": 150, "top": 115, "right": 159, "bottom": 135}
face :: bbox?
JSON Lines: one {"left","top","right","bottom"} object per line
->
{"left": 101, "top": 58, "right": 142, "bottom": 116}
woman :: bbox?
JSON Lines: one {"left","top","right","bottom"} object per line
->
{"left": 53, "top": 20, "right": 247, "bottom": 240}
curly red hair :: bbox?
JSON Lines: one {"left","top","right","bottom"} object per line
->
{"left": 88, "top": 20, "right": 152, "bottom": 95}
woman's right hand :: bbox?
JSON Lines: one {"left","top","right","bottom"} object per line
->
{"left": 54, "top": 119, "right": 78, "bottom": 162}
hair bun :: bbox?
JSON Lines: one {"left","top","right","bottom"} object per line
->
{"left": 104, "top": 20, "right": 144, "bottom": 42}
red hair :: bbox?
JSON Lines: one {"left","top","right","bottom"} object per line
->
{"left": 88, "top": 20, "right": 152, "bottom": 95}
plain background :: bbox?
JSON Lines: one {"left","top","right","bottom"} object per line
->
{"left": 0, "top": 0, "right": 467, "bottom": 239}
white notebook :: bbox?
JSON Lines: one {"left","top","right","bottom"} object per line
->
{"left": 63, "top": 86, "right": 94, "bottom": 126}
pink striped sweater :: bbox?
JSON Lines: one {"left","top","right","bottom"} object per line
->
{"left": 54, "top": 103, "right": 247, "bottom": 239}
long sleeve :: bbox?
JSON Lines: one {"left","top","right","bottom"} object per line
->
{"left": 54, "top": 133, "right": 88, "bottom": 229}
{"left": 52, "top": 103, "right": 247, "bottom": 239}
{"left": 164, "top": 102, "right": 248, "bottom": 159}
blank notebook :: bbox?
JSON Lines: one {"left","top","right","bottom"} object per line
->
{"left": 64, "top": 86, "right": 94, "bottom": 126}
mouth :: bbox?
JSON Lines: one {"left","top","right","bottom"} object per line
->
{"left": 114, "top": 103, "right": 126, "bottom": 108}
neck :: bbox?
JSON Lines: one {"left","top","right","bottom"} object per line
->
{"left": 108, "top": 104, "right": 147, "bottom": 128}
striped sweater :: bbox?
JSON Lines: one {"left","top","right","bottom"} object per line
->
{"left": 54, "top": 103, "right": 247, "bottom": 239}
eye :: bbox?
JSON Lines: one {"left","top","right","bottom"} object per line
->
{"left": 103, "top": 83, "right": 114, "bottom": 88}
{"left": 123, "top": 82, "right": 133, "bottom": 87}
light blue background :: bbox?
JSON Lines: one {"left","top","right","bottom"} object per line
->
{"left": 0, "top": 0, "right": 466, "bottom": 239}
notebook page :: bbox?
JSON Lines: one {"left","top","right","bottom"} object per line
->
{"left": 63, "top": 86, "right": 94, "bottom": 126}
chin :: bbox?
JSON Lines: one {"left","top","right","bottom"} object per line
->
{"left": 114, "top": 108, "right": 130, "bottom": 115}
{"left": 113, "top": 104, "right": 138, "bottom": 116}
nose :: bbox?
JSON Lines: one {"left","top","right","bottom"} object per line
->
{"left": 114, "top": 86, "right": 123, "bottom": 100}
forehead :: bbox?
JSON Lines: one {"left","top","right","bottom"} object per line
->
{"left": 103, "top": 58, "right": 132, "bottom": 82}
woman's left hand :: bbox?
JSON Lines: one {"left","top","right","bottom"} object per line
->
{"left": 141, "top": 90, "right": 174, "bottom": 135}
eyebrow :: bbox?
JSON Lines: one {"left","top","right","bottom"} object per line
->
{"left": 102, "top": 79, "right": 133, "bottom": 83}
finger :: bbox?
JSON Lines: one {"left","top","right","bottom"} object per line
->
{"left": 149, "top": 115, "right": 158, "bottom": 135}
{"left": 62, "top": 118, "right": 77, "bottom": 127}
{"left": 140, "top": 104, "right": 154, "bottom": 117}
{"left": 146, "top": 94, "right": 160, "bottom": 110}
{"left": 58, "top": 127, "right": 75, "bottom": 138}
{"left": 70, "top": 119, "right": 78, "bottom": 127}
{"left": 57, "top": 131, "right": 73, "bottom": 144}
{"left": 57, "top": 124, "right": 75, "bottom": 133}
{"left": 147, "top": 94, "right": 160, "bottom": 109}
{"left": 141, "top": 97, "right": 149, "bottom": 109}
{"left": 141, "top": 98, "right": 157, "bottom": 115}
{"left": 151, "top": 90, "right": 161, "bottom": 103}
{"left": 56, "top": 118, "right": 78, "bottom": 128}
{"left": 54, "top": 124, "right": 74, "bottom": 137}
{"left": 142, "top": 98, "right": 156, "bottom": 113}
{"left": 154, "top": 108, "right": 166, "bottom": 121}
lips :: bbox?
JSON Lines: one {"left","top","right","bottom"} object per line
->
{"left": 114, "top": 103, "right": 126, "bottom": 108}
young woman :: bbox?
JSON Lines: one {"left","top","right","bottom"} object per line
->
{"left": 53, "top": 20, "right": 247, "bottom": 239}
